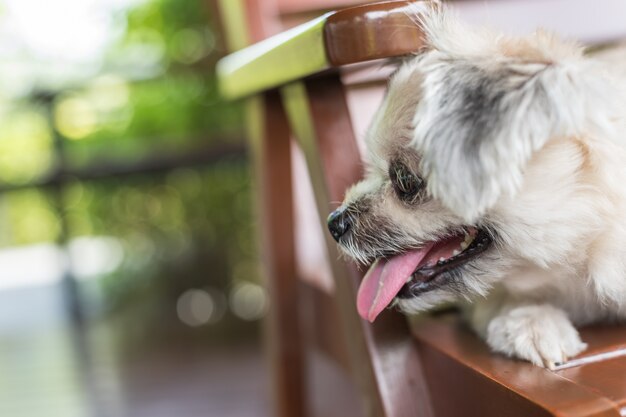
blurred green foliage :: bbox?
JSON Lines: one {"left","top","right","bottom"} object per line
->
{"left": 58, "top": 0, "right": 244, "bottom": 167}
{"left": 0, "top": 105, "right": 54, "bottom": 185}
{"left": 0, "top": 188, "right": 60, "bottom": 246}
{"left": 59, "top": 74, "right": 243, "bottom": 168}
{"left": 0, "top": 0, "right": 244, "bottom": 183}
{"left": 90, "top": 160, "right": 255, "bottom": 309}
{"left": 0, "top": 0, "right": 259, "bottom": 336}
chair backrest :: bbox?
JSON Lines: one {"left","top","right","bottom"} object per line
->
{"left": 215, "top": 1, "right": 626, "bottom": 416}
{"left": 215, "top": 2, "right": 434, "bottom": 417}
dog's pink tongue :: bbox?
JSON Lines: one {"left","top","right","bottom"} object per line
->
{"left": 357, "top": 243, "right": 435, "bottom": 323}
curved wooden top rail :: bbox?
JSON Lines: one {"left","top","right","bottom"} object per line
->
{"left": 217, "top": 1, "right": 426, "bottom": 100}
{"left": 217, "top": 0, "right": 626, "bottom": 100}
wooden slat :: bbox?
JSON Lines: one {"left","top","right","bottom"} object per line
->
{"left": 281, "top": 76, "right": 434, "bottom": 417}
{"left": 324, "top": 1, "right": 427, "bottom": 66}
{"left": 217, "top": 13, "right": 332, "bottom": 99}
{"left": 218, "top": 0, "right": 626, "bottom": 100}
{"left": 306, "top": 75, "right": 434, "bottom": 417}
{"left": 215, "top": 0, "right": 251, "bottom": 51}
{"left": 217, "top": 1, "right": 425, "bottom": 99}
{"left": 251, "top": 93, "right": 307, "bottom": 417}
{"left": 411, "top": 315, "right": 623, "bottom": 417}
{"left": 555, "top": 325, "right": 626, "bottom": 414}
{"left": 276, "top": 0, "right": 371, "bottom": 15}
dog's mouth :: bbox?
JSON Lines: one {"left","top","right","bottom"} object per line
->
{"left": 356, "top": 227, "right": 492, "bottom": 322}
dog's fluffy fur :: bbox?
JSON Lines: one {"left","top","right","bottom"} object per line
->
{"left": 332, "top": 6, "right": 626, "bottom": 368}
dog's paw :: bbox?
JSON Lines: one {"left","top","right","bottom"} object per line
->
{"left": 486, "top": 304, "right": 587, "bottom": 369}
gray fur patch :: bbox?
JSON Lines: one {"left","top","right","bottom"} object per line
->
{"left": 411, "top": 54, "right": 611, "bottom": 221}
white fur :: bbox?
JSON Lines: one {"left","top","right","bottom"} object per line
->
{"left": 411, "top": 10, "right": 623, "bottom": 222}
{"left": 334, "top": 6, "right": 626, "bottom": 368}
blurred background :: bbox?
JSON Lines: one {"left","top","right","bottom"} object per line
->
{"left": 0, "top": 0, "right": 272, "bottom": 415}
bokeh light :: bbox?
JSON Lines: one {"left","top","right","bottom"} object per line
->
{"left": 177, "top": 288, "right": 227, "bottom": 327}
{"left": 54, "top": 94, "right": 99, "bottom": 140}
{"left": 229, "top": 282, "right": 269, "bottom": 321}
{"left": 0, "top": 108, "right": 53, "bottom": 183}
{"left": 68, "top": 237, "right": 124, "bottom": 279}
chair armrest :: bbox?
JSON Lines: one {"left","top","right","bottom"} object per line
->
{"left": 216, "top": 0, "right": 428, "bottom": 100}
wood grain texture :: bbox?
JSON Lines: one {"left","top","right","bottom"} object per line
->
{"left": 217, "top": 1, "right": 429, "bottom": 99}
{"left": 251, "top": 93, "right": 307, "bottom": 417}
{"left": 218, "top": 0, "right": 626, "bottom": 99}
{"left": 214, "top": 2, "right": 308, "bottom": 415}
{"left": 277, "top": 0, "right": 373, "bottom": 15}
{"left": 555, "top": 325, "right": 626, "bottom": 413}
{"left": 217, "top": 14, "right": 330, "bottom": 100}
{"left": 411, "top": 315, "right": 626, "bottom": 417}
{"left": 324, "top": 1, "right": 427, "bottom": 66}
{"left": 281, "top": 80, "right": 390, "bottom": 417}
{"left": 282, "top": 75, "right": 434, "bottom": 417}
{"left": 216, "top": 1, "right": 626, "bottom": 416}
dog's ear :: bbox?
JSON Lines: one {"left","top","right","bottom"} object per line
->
{"left": 411, "top": 56, "right": 618, "bottom": 222}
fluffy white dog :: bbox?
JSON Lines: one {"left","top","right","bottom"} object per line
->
{"left": 326, "top": 5, "right": 626, "bottom": 368}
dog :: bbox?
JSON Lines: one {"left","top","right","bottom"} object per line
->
{"left": 327, "top": 5, "right": 626, "bottom": 369}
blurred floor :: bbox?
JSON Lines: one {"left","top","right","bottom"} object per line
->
{"left": 0, "top": 285, "right": 90, "bottom": 417}
{"left": 0, "top": 283, "right": 271, "bottom": 417}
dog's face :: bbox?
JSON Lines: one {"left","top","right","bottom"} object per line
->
{"left": 327, "top": 9, "right": 621, "bottom": 322}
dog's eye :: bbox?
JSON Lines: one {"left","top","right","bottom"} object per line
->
{"left": 389, "top": 163, "right": 423, "bottom": 202}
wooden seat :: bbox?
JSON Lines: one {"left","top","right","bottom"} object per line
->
{"left": 214, "top": 1, "right": 626, "bottom": 416}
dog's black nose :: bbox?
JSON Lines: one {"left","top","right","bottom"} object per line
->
{"left": 327, "top": 207, "right": 351, "bottom": 242}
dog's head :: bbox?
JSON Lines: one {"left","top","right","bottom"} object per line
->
{"left": 327, "top": 7, "right": 623, "bottom": 322}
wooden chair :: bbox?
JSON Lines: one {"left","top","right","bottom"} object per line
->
{"left": 214, "top": 1, "right": 626, "bottom": 416}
